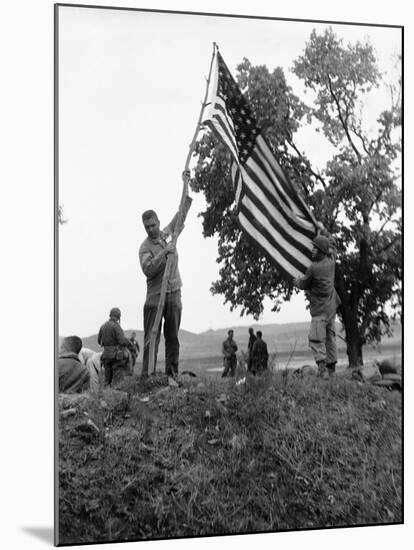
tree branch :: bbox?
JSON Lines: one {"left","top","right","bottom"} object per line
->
{"left": 350, "top": 125, "right": 371, "bottom": 156}
{"left": 368, "top": 188, "right": 384, "bottom": 216}
{"left": 374, "top": 123, "right": 391, "bottom": 155}
{"left": 343, "top": 88, "right": 352, "bottom": 126}
{"left": 326, "top": 74, "right": 362, "bottom": 162}
{"left": 287, "top": 139, "right": 327, "bottom": 190}
{"left": 377, "top": 233, "right": 400, "bottom": 255}
{"left": 376, "top": 215, "right": 395, "bottom": 236}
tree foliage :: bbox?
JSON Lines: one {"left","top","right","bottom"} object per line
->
{"left": 192, "top": 29, "right": 401, "bottom": 366}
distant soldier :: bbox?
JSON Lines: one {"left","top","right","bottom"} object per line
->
{"left": 294, "top": 230, "right": 341, "bottom": 379}
{"left": 247, "top": 327, "right": 257, "bottom": 372}
{"left": 251, "top": 331, "right": 269, "bottom": 374}
{"left": 222, "top": 329, "right": 238, "bottom": 378}
{"left": 128, "top": 331, "right": 140, "bottom": 368}
{"left": 98, "top": 307, "right": 130, "bottom": 385}
{"left": 58, "top": 336, "right": 90, "bottom": 394}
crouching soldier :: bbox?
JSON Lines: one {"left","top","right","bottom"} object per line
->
{"left": 222, "top": 329, "right": 238, "bottom": 378}
{"left": 58, "top": 336, "right": 90, "bottom": 393}
{"left": 78, "top": 347, "right": 103, "bottom": 393}
{"left": 294, "top": 232, "right": 341, "bottom": 379}
{"left": 98, "top": 307, "right": 131, "bottom": 386}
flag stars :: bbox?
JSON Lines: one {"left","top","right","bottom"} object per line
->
{"left": 213, "top": 53, "right": 261, "bottom": 164}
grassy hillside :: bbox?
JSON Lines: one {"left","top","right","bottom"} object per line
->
{"left": 58, "top": 369, "right": 402, "bottom": 544}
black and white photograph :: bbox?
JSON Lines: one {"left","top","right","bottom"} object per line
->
{"left": 52, "top": 3, "right": 407, "bottom": 546}
{"left": 54, "top": 3, "right": 404, "bottom": 546}
{"left": 3, "top": 1, "right": 409, "bottom": 548}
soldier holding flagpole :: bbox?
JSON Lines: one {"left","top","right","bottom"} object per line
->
{"left": 140, "top": 44, "right": 218, "bottom": 377}
{"left": 139, "top": 173, "right": 191, "bottom": 378}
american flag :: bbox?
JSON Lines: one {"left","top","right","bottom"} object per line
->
{"left": 202, "top": 50, "right": 317, "bottom": 278}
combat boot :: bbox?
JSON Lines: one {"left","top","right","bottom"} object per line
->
{"left": 326, "top": 362, "right": 337, "bottom": 376}
{"left": 317, "top": 360, "right": 329, "bottom": 380}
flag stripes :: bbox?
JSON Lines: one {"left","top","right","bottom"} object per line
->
{"left": 238, "top": 211, "right": 306, "bottom": 278}
{"left": 204, "top": 117, "right": 238, "bottom": 163}
{"left": 231, "top": 162, "right": 243, "bottom": 206}
{"left": 243, "top": 157, "right": 314, "bottom": 237}
{"left": 203, "top": 50, "right": 317, "bottom": 277}
{"left": 241, "top": 180, "right": 313, "bottom": 260}
{"left": 253, "top": 135, "right": 313, "bottom": 222}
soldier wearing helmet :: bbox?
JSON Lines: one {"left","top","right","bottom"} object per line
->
{"left": 294, "top": 227, "right": 341, "bottom": 378}
{"left": 98, "top": 307, "right": 130, "bottom": 385}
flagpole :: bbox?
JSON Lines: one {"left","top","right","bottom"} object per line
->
{"left": 148, "top": 42, "right": 218, "bottom": 376}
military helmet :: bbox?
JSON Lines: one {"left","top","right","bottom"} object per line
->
{"left": 313, "top": 235, "right": 330, "bottom": 255}
{"left": 109, "top": 307, "right": 121, "bottom": 319}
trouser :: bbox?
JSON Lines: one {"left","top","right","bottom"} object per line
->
{"left": 247, "top": 353, "right": 254, "bottom": 372}
{"left": 102, "top": 358, "right": 129, "bottom": 385}
{"left": 252, "top": 358, "right": 268, "bottom": 375}
{"left": 142, "top": 290, "right": 182, "bottom": 377}
{"left": 308, "top": 314, "right": 337, "bottom": 366}
{"left": 222, "top": 356, "right": 237, "bottom": 377}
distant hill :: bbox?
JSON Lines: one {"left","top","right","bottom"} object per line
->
{"left": 61, "top": 321, "right": 401, "bottom": 360}
{"left": 74, "top": 323, "right": 311, "bottom": 357}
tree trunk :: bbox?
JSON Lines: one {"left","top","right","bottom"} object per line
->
{"left": 344, "top": 323, "right": 364, "bottom": 368}
{"left": 340, "top": 301, "right": 364, "bottom": 367}
{"left": 335, "top": 265, "right": 364, "bottom": 368}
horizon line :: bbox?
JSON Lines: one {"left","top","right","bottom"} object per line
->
{"left": 59, "top": 319, "right": 313, "bottom": 339}
{"left": 59, "top": 319, "right": 401, "bottom": 340}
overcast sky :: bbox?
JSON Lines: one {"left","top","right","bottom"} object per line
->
{"left": 57, "top": 5, "right": 401, "bottom": 337}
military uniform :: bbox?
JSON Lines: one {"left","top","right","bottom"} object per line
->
{"left": 128, "top": 337, "right": 140, "bottom": 368}
{"left": 222, "top": 337, "right": 238, "bottom": 377}
{"left": 247, "top": 332, "right": 257, "bottom": 372}
{"left": 251, "top": 338, "right": 269, "bottom": 374}
{"left": 98, "top": 317, "right": 130, "bottom": 385}
{"left": 58, "top": 352, "right": 90, "bottom": 393}
{"left": 296, "top": 237, "right": 341, "bottom": 373}
{"left": 139, "top": 214, "right": 182, "bottom": 377}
